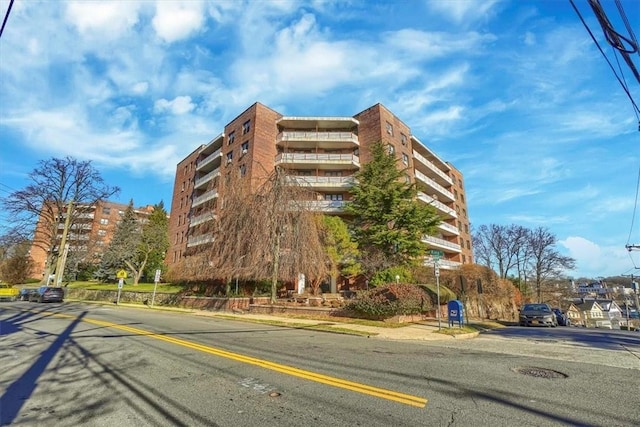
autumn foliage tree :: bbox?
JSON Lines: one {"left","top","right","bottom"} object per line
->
{"left": 197, "top": 167, "right": 329, "bottom": 302}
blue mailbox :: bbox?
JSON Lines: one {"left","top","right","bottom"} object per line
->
{"left": 448, "top": 300, "right": 464, "bottom": 327}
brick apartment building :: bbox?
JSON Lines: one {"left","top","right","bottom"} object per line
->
{"left": 167, "top": 102, "right": 473, "bottom": 276}
{"left": 29, "top": 201, "right": 155, "bottom": 279}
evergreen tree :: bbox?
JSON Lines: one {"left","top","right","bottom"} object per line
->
{"left": 98, "top": 201, "right": 140, "bottom": 283}
{"left": 321, "top": 215, "right": 361, "bottom": 292}
{"left": 141, "top": 201, "right": 169, "bottom": 281}
{"left": 344, "top": 141, "right": 439, "bottom": 278}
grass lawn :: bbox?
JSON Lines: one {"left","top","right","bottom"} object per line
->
{"left": 65, "top": 281, "right": 184, "bottom": 293}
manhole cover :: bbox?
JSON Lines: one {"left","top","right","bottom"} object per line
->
{"left": 512, "top": 367, "right": 568, "bottom": 379}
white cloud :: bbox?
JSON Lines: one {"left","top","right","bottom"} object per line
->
{"left": 65, "top": 1, "right": 142, "bottom": 38}
{"left": 154, "top": 96, "right": 196, "bottom": 115}
{"left": 425, "top": 0, "right": 501, "bottom": 25}
{"left": 560, "top": 236, "right": 637, "bottom": 278}
{"left": 131, "top": 81, "right": 149, "bottom": 95}
{"left": 153, "top": 1, "right": 206, "bottom": 43}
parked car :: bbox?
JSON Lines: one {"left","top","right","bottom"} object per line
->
{"left": 519, "top": 303, "right": 557, "bottom": 327}
{"left": 29, "top": 286, "right": 64, "bottom": 303}
{"left": 19, "top": 288, "right": 37, "bottom": 301}
{"left": 552, "top": 308, "right": 571, "bottom": 326}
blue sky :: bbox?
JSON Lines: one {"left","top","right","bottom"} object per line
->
{"left": 1, "top": 0, "right": 639, "bottom": 279}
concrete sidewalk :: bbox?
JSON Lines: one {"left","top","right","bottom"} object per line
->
{"left": 192, "top": 310, "right": 481, "bottom": 341}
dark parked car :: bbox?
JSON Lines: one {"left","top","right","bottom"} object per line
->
{"left": 519, "top": 303, "right": 557, "bottom": 327}
{"left": 552, "top": 308, "right": 571, "bottom": 326}
{"left": 19, "top": 288, "right": 37, "bottom": 301}
{"left": 29, "top": 286, "right": 64, "bottom": 303}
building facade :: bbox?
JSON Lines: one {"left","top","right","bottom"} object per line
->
{"left": 167, "top": 102, "right": 473, "bottom": 271}
{"left": 29, "top": 201, "right": 155, "bottom": 279}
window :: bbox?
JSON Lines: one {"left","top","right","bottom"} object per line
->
{"left": 461, "top": 194, "right": 465, "bottom": 203}
{"left": 241, "top": 141, "right": 249, "bottom": 154}
{"left": 386, "top": 121, "right": 393, "bottom": 135}
{"left": 242, "top": 120, "right": 251, "bottom": 134}
{"left": 226, "top": 152, "right": 233, "bottom": 164}
{"left": 181, "top": 182, "right": 185, "bottom": 192}
{"left": 102, "top": 207, "right": 111, "bottom": 215}
{"left": 97, "top": 229, "right": 107, "bottom": 236}
{"left": 178, "top": 214, "right": 181, "bottom": 226}
{"left": 387, "top": 145, "right": 395, "bottom": 155}
{"left": 466, "top": 240, "right": 471, "bottom": 249}
{"left": 402, "top": 153, "right": 409, "bottom": 165}
{"left": 401, "top": 133, "right": 407, "bottom": 146}
{"left": 228, "top": 131, "right": 235, "bottom": 145}
{"left": 118, "top": 210, "right": 124, "bottom": 216}
{"left": 298, "top": 170, "right": 312, "bottom": 176}
{"left": 462, "top": 208, "right": 467, "bottom": 217}
{"left": 175, "top": 233, "right": 179, "bottom": 244}
{"left": 325, "top": 171, "right": 342, "bottom": 177}
{"left": 465, "top": 224, "right": 469, "bottom": 233}
{"left": 454, "top": 189, "right": 458, "bottom": 199}
{"left": 405, "top": 174, "right": 411, "bottom": 183}
{"left": 462, "top": 254, "right": 466, "bottom": 263}
{"left": 100, "top": 218, "right": 108, "bottom": 225}
{"left": 239, "top": 164, "right": 247, "bottom": 177}
{"left": 324, "top": 194, "right": 343, "bottom": 201}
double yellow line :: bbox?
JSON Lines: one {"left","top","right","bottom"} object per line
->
{"left": 44, "top": 310, "right": 428, "bottom": 408}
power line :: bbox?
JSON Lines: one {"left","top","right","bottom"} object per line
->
{"left": 569, "top": 0, "right": 640, "bottom": 123}
{"left": 0, "top": 0, "right": 14, "bottom": 39}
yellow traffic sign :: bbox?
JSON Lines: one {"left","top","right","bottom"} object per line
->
{"left": 116, "top": 269, "right": 128, "bottom": 279}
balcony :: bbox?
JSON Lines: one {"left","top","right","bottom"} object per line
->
{"left": 186, "top": 233, "right": 213, "bottom": 248}
{"left": 276, "top": 131, "right": 359, "bottom": 149}
{"left": 189, "top": 212, "right": 216, "bottom": 227}
{"left": 196, "top": 148, "right": 222, "bottom": 172}
{"left": 275, "top": 153, "right": 360, "bottom": 170}
{"left": 285, "top": 176, "right": 355, "bottom": 191}
{"left": 192, "top": 189, "right": 218, "bottom": 208}
{"left": 417, "top": 192, "right": 457, "bottom": 219}
{"left": 194, "top": 168, "right": 220, "bottom": 190}
{"left": 438, "top": 221, "right": 460, "bottom": 236}
{"left": 415, "top": 170, "right": 455, "bottom": 202}
{"left": 295, "top": 200, "right": 348, "bottom": 213}
{"left": 413, "top": 150, "right": 453, "bottom": 187}
{"left": 422, "top": 235, "right": 462, "bottom": 253}
{"left": 66, "top": 233, "right": 90, "bottom": 241}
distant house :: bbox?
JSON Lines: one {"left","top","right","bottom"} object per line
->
{"left": 569, "top": 300, "right": 609, "bottom": 328}
{"left": 597, "top": 300, "right": 623, "bottom": 329}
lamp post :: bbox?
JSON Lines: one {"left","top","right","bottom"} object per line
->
{"left": 435, "top": 260, "right": 441, "bottom": 331}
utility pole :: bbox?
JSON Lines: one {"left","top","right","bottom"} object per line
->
{"left": 53, "top": 200, "right": 73, "bottom": 287}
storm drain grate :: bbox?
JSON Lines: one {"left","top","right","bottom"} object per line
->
{"left": 512, "top": 366, "right": 568, "bottom": 379}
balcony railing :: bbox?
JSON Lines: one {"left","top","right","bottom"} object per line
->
{"left": 194, "top": 168, "right": 220, "bottom": 189}
{"left": 189, "top": 212, "right": 216, "bottom": 227}
{"left": 424, "top": 257, "right": 462, "bottom": 269}
{"left": 438, "top": 222, "right": 460, "bottom": 236}
{"left": 192, "top": 189, "right": 218, "bottom": 208}
{"left": 417, "top": 192, "right": 457, "bottom": 218}
{"left": 196, "top": 148, "right": 222, "bottom": 171}
{"left": 415, "top": 170, "right": 455, "bottom": 202}
{"left": 285, "top": 176, "right": 355, "bottom": 189}
{"left": 186, "top": 234, "right": 214, "bottom": 248}
{"left": 275, "top": 153, "right": 360, "bottom": 168}
{"left": 277, "top": 131, "right": 359, "bottom": 146}
{"left": 295, "top": 200, "right": 348, "bottom": 213}
{"left": 413, "top": 150, "right": 453, "bottom": 185}
{"left": 422, "top": 235, "right": 462, "bottom": 252}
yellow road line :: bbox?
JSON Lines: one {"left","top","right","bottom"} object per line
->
{"left": 35, "top": 310, "right": 428, "bottom": 408}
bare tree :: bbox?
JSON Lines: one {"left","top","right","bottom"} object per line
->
{"left": 1, "top": 157, "right": 119, "bottom": 283}
{"left": 527, "top": 227, "right": 575, "bottom": 302}
{"left": 473, "top": 224, "right": 525, "bottom": 279}
{"left": 202, "top": 167, "right": 328, "bottom": 302}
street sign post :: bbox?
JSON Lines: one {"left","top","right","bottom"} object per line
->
{"left": 116, "top": 278, "right": 123, "bottom": 305}
{"left": 151, "top": 269, "right": 161, "bottom": 307}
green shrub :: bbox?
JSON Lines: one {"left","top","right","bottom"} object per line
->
{"left": 369, "top": 266, "right": 414, "bottom": 287}
{"left": 346, "top": 283, "right": 430, "bottom": 320}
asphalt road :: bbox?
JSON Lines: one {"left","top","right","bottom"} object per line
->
{"left": 1, "top": 302, "right": 639, "bottom": 427}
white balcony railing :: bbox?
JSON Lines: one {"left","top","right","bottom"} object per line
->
{"left": 417, "top": 192, "right": 457, "bottom": 218}
{"left": 415, "top": 170, "right": 455, "bottom": 202}
{"left": 194, "top": 168, "right": 220, "bottom": 189}
{"left": 285, "top": 176, "right": 355, "bottom": 189}
{"left": 295, "top": 200, "right": 348, "bottom": 212}
{"left": 186, "top": 234, "right": 214, "bottom": 248}
{"left": 192, "top": 189, "right": 218, "bottom": 208}
{"left": 424, "top": 257, "right": 462, "bottom": 269}
{"left": 413, "top": 150, "right": 453, "bottom": 185}
{"left": 422, "top": 235, "right": 462, "bottom": 252}
{"left": 277, "top": 131, "right": 359, "bottom": 145}
{"left": 275, "top": 153, "right": 360, "bottom": 167}
{"left": 196, "top": 148, "right": 222, "bottom": 171}
{"left": 189, "top": 212, "right": 215, "bottom": 227}
{"left": 438, "top": 222, "right": 460, "bottom": 235}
